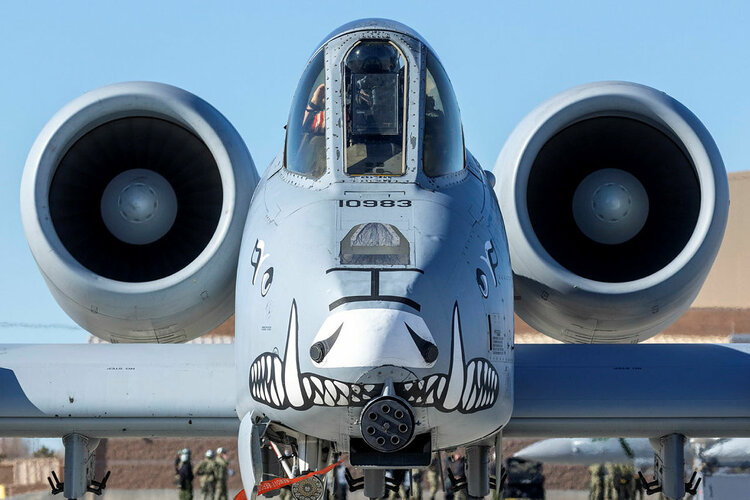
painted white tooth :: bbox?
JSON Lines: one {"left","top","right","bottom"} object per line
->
{"left": 364, "top": 385, "right": 375, "bottom": 392}
{"left": 462, "top": 362, "right": 476, "bottom": 409}
{"left": 270, "top": 382, "right": 280, "bottom": 407}
{"left": 273, "top": 357, "right": 285, "bottom": 404}
{"left": 314, "top": 394, "right": 324, "bottom": 405}
{"left": 337, "top": 394, "right": 347, "bottom": 405}
{"left": 437, "top": 377, "right": 446, "bottom": 398}
{"left": 303, "top": 377, "right": 312, "bottom": 399}
{"left": 334, "top": 381, "right": 349, "bottom": 396}
{"left": 425, "top": 376, "right": 436, "bottom": 393}
{"left": 443, "top": 303, "right": 466, "bottom": 410}
{"left": 465, "top": 383, "right": 477, "bottom": 410}
{"left": 324, "top": 393, "right": 335, "bottom": 406}
{"left": 283, "top": 301, "right": 305, "bottom": 408}
{"left": 324, "top": 380, "right": 336, "bottom": 397}
{"left": 265, "top": 356, "right": 272, "bottom": 381}
{"left": 312, "top": 377, "right": 324, "bottom": 394}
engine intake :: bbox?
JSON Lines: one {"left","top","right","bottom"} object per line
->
{"left": 22, "top": 82, "right": 258, "bottom": 342}
{"left": 495, "top": 82, "right": 728, "bottom": 343}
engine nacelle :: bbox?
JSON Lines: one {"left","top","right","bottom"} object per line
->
{"left": 495, "top": 82, "right": 728, "bottom": 343}
{"left": 21, "top": 82, "right": 258, "bottom": 342}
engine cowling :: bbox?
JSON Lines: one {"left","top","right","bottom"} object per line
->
{"left": 21, "top": 82, "right": 258, "bottom": 343}
{"left": 495, "top": 81, "right": 728, "bottom": 343}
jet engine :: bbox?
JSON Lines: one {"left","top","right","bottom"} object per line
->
{"left": 495, "top": 82, "right": 728, "bottom": 343}
{"left": 21, "top": 82, "right": 258, "bottom": 343}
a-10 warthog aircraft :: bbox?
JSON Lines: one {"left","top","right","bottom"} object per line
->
{"left": 2, "top": 18, "right": 748, "bottom": 500}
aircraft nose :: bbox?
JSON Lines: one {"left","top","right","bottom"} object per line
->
{"left": 514, "top": 438, "right": 573, "bottom": 463}
{"left": 309, "top": 308, "right": 438, "bottom": 369}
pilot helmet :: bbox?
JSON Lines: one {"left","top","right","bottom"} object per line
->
{"left": 216, "top": 447, "right": 225, "bottom": 454}
{"left": 179, "top": 453, "right": 189, "bottom": 463}
{"left": 205, "top": 449, "right": 215, "bottom": 458}
{"left": 347, "top": 42, "right": 399, "bottom": 73}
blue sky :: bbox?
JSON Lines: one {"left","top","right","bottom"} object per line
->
{"left": 0, "top": 0, "right": 748, "bottom": 344}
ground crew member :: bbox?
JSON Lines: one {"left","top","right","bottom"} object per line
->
{"left": 386, "top": 469, "right": 408, "bottom": 499}
{"left": 196, "top": 449, "right": 218, "bottom": 500}
{"left": 177, "top": 450, "right": 194, "bottom": 500}
{"left": 214, "top": 447, "right": 229, "bottom": 500}
{"left": 426, "top": 455, "right": 440, "bottom": 500}
{"left": 618, "top": 464, "right": 636, "bottom": 499}
{"left": 410, "top": 469, "right": 423, "bottom": 499}
{"left": 447, "top": 452, "right": 467, "bottom": 500}
{"left": 589, "top": 464, "right": 605, "bottom": 500}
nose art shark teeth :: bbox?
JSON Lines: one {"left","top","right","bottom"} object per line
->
{"left": 249, "top": 300, "right": 500, "bottom": 414}
{"left": 249, "top": 353, "right": 382, "bottom": 410}
{"left": 460, "top": 358, "right": 499, "bottom": 412}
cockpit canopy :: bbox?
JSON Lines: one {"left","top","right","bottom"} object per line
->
{"left": 286, "top": 50, "right": 327, "bottom": 179}
{"left": 345, "top": 41, "right": 406, "bottom": 176}
{"left": 285, "top": 23, "right": 464, "bottom": 181}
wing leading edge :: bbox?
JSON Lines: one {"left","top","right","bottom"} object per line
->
{"left": 0, "top": 344, "right": 237, "bottom": 437}
{"left": 507, "top": 343, "right": 750, "bottom": 438}
{"left": 2, "top": 343, "right": 749, "bottom": 439}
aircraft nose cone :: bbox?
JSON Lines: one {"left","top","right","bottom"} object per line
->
{"left": 309, "top": 308, "right": 438, "bottom": 369}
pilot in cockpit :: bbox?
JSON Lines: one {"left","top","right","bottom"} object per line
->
{"left": 344, "top": 42, "right": 406, "bottom": 176}
{"left": 286, "top": 35, "right": 463, "bottom": 181}
{"left": 303, "top": 83, "right": 325, "bottom": 134}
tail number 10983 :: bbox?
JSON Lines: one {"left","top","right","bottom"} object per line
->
{"left": 338, "top": 200, "right": 412, "bottom": 208}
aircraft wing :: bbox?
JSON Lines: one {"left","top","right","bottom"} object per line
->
{"left": 506, "top": 343, "right": 750, "bottom": 438}
{"left": 3, "top": 343, "right": 750, "bottom": 439}
{"left": 0, "top": 343, "right": 238, "bottom": 438}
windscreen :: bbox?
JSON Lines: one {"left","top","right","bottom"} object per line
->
{"left": 423, "top": 53, "right": 464, "bottom": 177}
{"left": 286, "top": 50, "right": 326, "bottom": 179}
{"left": 344, "top": 41, "right": 406, "bottom": 176}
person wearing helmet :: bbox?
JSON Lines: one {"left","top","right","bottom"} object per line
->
{"left": 343, "top": 41, "right": 406, "bottom": 176}
{"left": 195, "top": 449, "right": 218, "bottom": 500}
{"left": 176, "top": 450, "right": 194, "bottom": 500}
{"left": 214, "top": 447, "right": 230, "bottom": 500}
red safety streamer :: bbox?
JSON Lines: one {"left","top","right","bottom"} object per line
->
{"left": 257, "top": 456, "right": 347, "bottom": 495}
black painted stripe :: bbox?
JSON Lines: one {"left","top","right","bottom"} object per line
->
{"left": 328, "top": 296, "right": 421, "bottom": 311}
{"left": 325, "top": 267, "right": 424, "bottom": 274}
{"left": 0, "top": 368, "right": 44, "bottom": 416}
{"left": 405, "top": 323, "right": 439, "bottom": 363}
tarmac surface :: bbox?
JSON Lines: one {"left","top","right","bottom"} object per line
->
{"left": 7, "top": 489, "right": 589, "bottom": 500}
